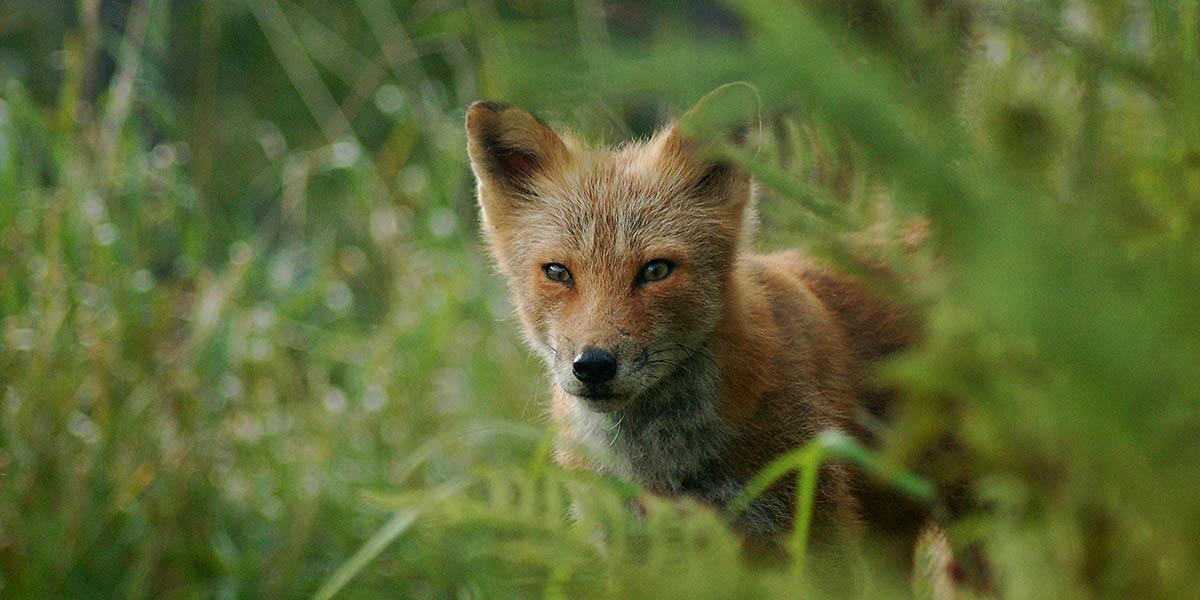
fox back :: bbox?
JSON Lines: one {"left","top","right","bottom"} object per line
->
{"left": 465, "top": 92, "right": 915, "bottom": 542}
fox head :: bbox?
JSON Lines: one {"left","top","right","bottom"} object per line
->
{"left": 466, "top": 86, "right": 759, "bottom": 413}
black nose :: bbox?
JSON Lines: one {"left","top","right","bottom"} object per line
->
{"left": 572, "top": 347, "right": 617, "bottom": 384}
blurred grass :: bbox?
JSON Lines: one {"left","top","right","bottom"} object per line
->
{"left": 1, "top": 1, "right": 1199, "bottom": 598}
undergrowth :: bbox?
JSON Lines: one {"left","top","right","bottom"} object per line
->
{"left": 2, "top": 1, "right": 1198, "bottom": 598}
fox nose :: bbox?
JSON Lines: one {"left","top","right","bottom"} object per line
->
{"left": 572, "top": 347, "right": 617, "bottom": 384}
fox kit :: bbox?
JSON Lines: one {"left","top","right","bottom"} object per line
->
{"left": 465, "top": 87, "right": 918, "bottom": 549}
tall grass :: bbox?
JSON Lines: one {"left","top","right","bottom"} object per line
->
{"left": 1, "top": 1, "right": 1198, "bottom": 598}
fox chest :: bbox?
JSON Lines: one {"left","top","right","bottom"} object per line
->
{"left": 560, "top": 389, "right": 734, "bottom": 499}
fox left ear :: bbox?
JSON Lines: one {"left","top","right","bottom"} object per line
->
{"left": 465, "top": 101, "right": 570, "bottom": 197}
{"left": 657, "top": 83, "right": 760, "bottom": 203}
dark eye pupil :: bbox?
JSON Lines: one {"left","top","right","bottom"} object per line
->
{"left": 544, "top": 263, "right": 570, "bottom": 282}
{"left": 641, "top": 260, "right": 673, "bottom": 282}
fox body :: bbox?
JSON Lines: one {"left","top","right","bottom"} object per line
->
{"left": 465, "top": 94, "right": 915, "bottom": 540}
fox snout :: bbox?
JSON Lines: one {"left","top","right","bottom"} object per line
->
{"left": 572, "top": 347, "right": 618, "bottom": 385}
{"left": 558, "top": 343, "right": 626, "bottom": 407}
{"left": 551, "top": 336, "right": 698, "bottom": 410}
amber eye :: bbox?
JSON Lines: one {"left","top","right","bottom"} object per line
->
{"left": 543, "top": 263, "right": 573, "bottom": 283}
{"left": 638, "top": 259, "right": 675, "bottom": 283}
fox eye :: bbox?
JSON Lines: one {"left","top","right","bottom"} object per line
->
{"left": 543, "top": 263, "right": 573, "bottom": 283}
{"left": 638, "top": 259, "right": 675, "bottom": 284}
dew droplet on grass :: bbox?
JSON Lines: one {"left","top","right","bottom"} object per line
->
{"left": 400, "top": 164, "right": 428, "bottom": 196}
{"left": 94, "top": 223, "right": 116, "bottom": 246}
{"left": 81, "top": 190, "right": 106, "bottom": 224}
{"left": 428, "top": 208, "right": 457, "bottom": 239}
{"left": 229, "top": 240, "right": 253, "bottom": 266}
{"left": 220, "top": 375, "right": 243, "bottom": 399}
{"left": 132, "top": 269, "right": 154, "bottom": 292}
{"left": 374, "top": 84, "right": 407, "bottom": 115}
{"left": 150, "top": 143, "right": 176, "bottom": 169}
{"left": 325, "top": 281, "right": 353, "bottom": 311}
{"left": 323, "top": 387, "right": 347, "bottom": 414}
{"left": 68, "top": 411, "right": 101, "bottom": 443}
{"left": 330, "top": 138, "right": 361, "bottom": 168}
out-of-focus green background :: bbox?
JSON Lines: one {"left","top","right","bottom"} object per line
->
{"left": 2, "top": 1, "right": 1199, "bottom": 598}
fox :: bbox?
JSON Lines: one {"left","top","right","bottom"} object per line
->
{"left": 465, "top": 86, "right": 934, "bottom": 574}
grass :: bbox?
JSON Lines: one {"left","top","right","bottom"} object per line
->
{"left": 2, "top": 1, "right": 1199, "bottom": 598}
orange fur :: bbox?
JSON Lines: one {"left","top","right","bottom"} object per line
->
{"left": 465, "top": 94, "right": 921, "bottom": 554}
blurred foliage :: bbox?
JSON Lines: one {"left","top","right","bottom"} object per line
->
{"left": 1, "top": 0, "right": 1198, "bottom": 598}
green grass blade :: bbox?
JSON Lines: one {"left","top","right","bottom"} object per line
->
{"left": 817, "top": 430, "right": 936, "bottom": 503}
{"left": 311, "top": 509, "right": 419, "bottom": 600}
{"left": 789, "top": 445, "right": 825, "bottom": 574}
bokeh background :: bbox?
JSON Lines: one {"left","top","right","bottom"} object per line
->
{"left": 2, "top": 1, "right": 1199, "bottom": 598}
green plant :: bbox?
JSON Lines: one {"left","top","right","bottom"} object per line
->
{"left": 1, "top": 1, "right": 1197, "bottom": 598}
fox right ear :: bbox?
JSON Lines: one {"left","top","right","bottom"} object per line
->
{"left": 656, "top": 83, "right": 760, "bottom": 204}
{"left": 673, "top": 82, "right": 760, "bottom": 154}
{"left": 465, "top": 101, "right": 569, "bottom": 196}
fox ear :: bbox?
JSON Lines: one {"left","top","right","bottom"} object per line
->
{"left": 657, "top": 83, "right": 760, "bottom": 201}
{"left": 466, "top": 101, "right": 570, "bottom": 196}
